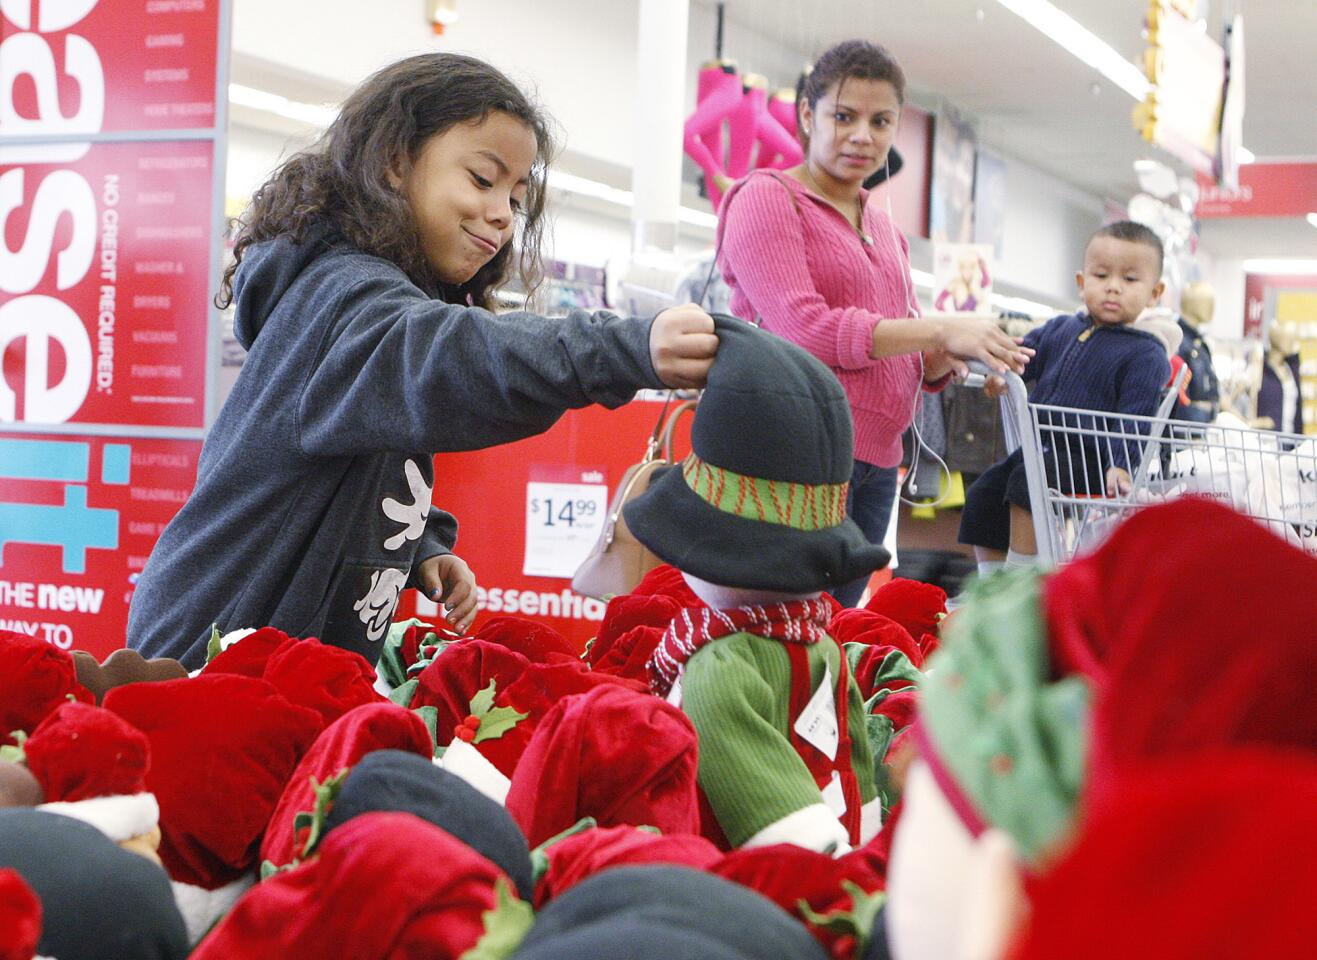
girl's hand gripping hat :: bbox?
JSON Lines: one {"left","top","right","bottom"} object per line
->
{"left": 623, "top": 316, "right": 890, "bottom": 594}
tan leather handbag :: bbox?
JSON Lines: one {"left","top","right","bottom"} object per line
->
{"left": 571, "top": 398, "right": 698, "bottom": 600}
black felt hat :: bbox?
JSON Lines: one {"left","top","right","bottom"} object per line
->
{"left": 623, "top": 317, "right": 890, "bottom": 593}
{"left": 512, "top": 865, "right": 828, "bottom": 960}
{"left": 0, "top": 809, "right": 188, "bottom": 960}
{"left": 322, "top": 749, "right": 534, "bottom": 901}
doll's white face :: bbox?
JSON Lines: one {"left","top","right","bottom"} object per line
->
{"left": 888, "top": 760, "right": 979, "bottom": 960}
{"left": 887, "top": 761, "right": 1024, "bottom": 960}
{"left": 680, "top": 572, "right": 820, "bottom": 609}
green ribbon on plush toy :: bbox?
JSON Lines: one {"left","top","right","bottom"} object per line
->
{"left": 680, "top": 453, "right": 848, "bottom": 531}
{"left": 916, "top": 569, "right": 1090, "bottom": 866}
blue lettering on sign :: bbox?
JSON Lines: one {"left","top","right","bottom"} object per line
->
{"left": 0, "top": 439, "right": 122, "bottom": 574}
{"left": 0, "top": 438, "right": 89, "bottom": 481}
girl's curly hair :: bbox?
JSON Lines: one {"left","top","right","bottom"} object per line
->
{"left": 218, "top": 53, "right": 554, "bottom": 310}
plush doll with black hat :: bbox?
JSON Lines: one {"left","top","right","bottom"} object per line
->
{"left": 0, "top": 809, "right": 188, "bottom": 960}
{"left": 513, "top": 865, "right": 830, "bottom": 960}
{"left": 322, "top": 749, "right": 535, "bottom": 902}
{"left": 623, "top": 317, "right": 888, "bottom": 853}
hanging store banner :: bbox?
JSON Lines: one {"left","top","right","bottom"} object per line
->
{"left": 0, "top": 0, "right": 222, "bottom": 135}
{"left": 1196, "top": 162, "right": 1317, "bottom": 219}
{"left": 0, "top": 431, "right": 203, "bottom": 660}
{"left": 1, "top": 138, "right": 216, "bottom": 427}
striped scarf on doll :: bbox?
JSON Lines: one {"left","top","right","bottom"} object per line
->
{"left": 648, "top": 599, "right": 832, "bottom": 697}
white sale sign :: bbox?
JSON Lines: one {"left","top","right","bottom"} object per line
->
{"left": 523, "top": 479, "right": 607, "bottom": 578}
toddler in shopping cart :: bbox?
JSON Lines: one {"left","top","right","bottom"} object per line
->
{"left": 958, "top": 221, "right": 1174, "bottom": 573}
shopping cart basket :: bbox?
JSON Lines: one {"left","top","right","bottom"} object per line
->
{"left": 963, "top": 362, "right": 1317, "bottom": 566}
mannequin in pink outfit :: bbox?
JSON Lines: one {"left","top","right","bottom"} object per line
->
{"left": 684, "top": 60, "right": 744, "bottom": 206}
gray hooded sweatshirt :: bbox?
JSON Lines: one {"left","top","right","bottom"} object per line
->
{"left": 126, "top": 229, "right": 662, "bottom": 667}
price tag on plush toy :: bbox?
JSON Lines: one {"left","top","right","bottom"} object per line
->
{"left": 794, "top": 664, "right": 840, "bottom": 760}
{"left": 523, "top": 470, "right": 608, "bottom": 578}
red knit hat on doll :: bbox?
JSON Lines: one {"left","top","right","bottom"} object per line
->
{"left": 191, "top": 812, "right": 534, "bottom": 960}
{"left": 24, "top": 701, "right": 161, "bottom": 864}
{"left": 104, "top": 673, "right": 323, "bottom": 945}
{"left": 505, "top": 684, "right": 701, "bottom": 848}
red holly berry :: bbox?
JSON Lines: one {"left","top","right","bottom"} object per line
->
{"left": 454, "top": 725, "right": 476, "bottom": 743}
{"left": 462, "top": 715, "right": 482, "bottom": 731}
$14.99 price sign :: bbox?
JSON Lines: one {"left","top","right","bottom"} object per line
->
{"left": 523, "top": 468, "right": 608, "bottom": 578}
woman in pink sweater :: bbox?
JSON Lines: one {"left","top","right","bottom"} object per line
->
{"left": 716, "top": 40, "right": 1030, "bottom": 606}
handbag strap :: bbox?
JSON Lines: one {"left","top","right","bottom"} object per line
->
{"left": 660, "top": 400, "right": 699, "bottom": 462}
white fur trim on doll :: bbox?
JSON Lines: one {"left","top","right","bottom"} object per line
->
{"left": 742, "top": 802, "right": 851, "bottom": 855}
{"left": 38, "top": 793, "right": 159, "bottom": 842}
{"left": 171, "top": 874, "right": 255, "bottom": 945}
{"left": 887, "top": 760, "right": 1027, "bottom": 960}
{"left": 440, "top": 738, "right": 511, "bottom": 806}
{"left": 859, "top": 796, "right": 884, "bottom": 846}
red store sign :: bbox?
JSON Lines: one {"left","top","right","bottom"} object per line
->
{"left": 1196, "top": 161, "right": 1317, "bottom": 218}
{"left": 0, "top": 432, "right": 203, "bottom": 660}
{"left": 1, "top": 0, "right": 221, "bottom": 134}
{"left": 2, "top": 138, "right": 216, "bottom": 427}
{"left": 1, "top": 0, "right": 227, "bottom": 657}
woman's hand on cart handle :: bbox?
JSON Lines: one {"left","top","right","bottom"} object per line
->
{"left": 928, "top": 315, "right": 1033, "bottom": 375}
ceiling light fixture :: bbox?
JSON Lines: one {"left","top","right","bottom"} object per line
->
{"left": 1243, "top": 259, "right": 1317, "bottom": 275}
{"left": 993, "top": 0, "right": 1151, "bottom": 100}
{"left": 1307, "top": 212, "right": 1317, "bottom": 229}
{"left": 228, "top": 83, "right": 338, "bottom": 127}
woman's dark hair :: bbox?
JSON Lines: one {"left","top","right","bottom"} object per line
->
{"left": 218, "top": 53, "right": 554, "bottom": 310}
{"left": 797, "top": 40, "right": 906, "bottom": 146}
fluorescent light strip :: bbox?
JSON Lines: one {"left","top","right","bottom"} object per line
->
{"left": 990, "top": 293, "right": 1062, "bottom": 316}
{"left": 228, "top": 83, "right": 338, "bottom": 127}
{"left": 993, "top": 0, "right": 1151, "bottom": 100}
{"left": 544, "top": 170, "right": 717, "bottom": 229}
{"left": 1243, "top": 259, "right": 1317, "bottom": 275}
{"left": 1307, "top": 213, "right": 1317, "bottom": 229}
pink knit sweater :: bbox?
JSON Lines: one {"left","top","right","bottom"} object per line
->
{"left": 716, "top": 170, "right": 924, "bottom": 467}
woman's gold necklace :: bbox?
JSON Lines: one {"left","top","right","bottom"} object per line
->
{"left": 802, "top": 166, "right": 872, "bottom": 245}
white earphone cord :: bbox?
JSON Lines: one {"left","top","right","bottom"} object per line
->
{"left": 879, "top": 154, "right": 954, "bottom": 509}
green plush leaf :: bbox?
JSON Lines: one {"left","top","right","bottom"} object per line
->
{"left": 843, "top": 641, "right": 870, "bottom": 680}
{"left": 297, "top": 768, "right": 349, "bottom": 861}
{"left": 471, "top": 706, "right": 528, "bottom": 744}
{"left": 1, "top": 730, "right": 27, "bottom": 764}
{"left": 380, "top": 618, "right": 429, "bottom": 688}
{"left": 458, "top": 877, "right": 534, "bottom": 960}
{"left": 529, "top": 817, "right": 599, "bottom": 886}
{"left": 865, "top": 713, "right": 897, "bottom": 763}
{"left": 797, "top": 882, "right": 887, "bottom": 955}
{"left": 861, "top": 652, "right": 923, "bottom": 712}
{"left": 636, "top": 824, "right": 662, "bottom": 836}
{"left": 205, "top": 623, "right": 223, "bottom": 663}
{"left": 469, "top": 679, "right": 498, "bottom": 717}
{"left": 413, "top": 705, "right": 440, "bottom": 757}
{"left": 388, "top": 678, "right": 419, "bottom": 708}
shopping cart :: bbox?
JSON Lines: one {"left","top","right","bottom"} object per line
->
{"left": 963, "top": 362, "right": 1317, "bottom": 566}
